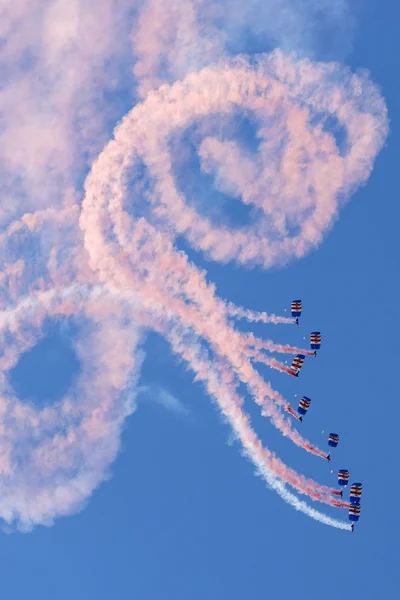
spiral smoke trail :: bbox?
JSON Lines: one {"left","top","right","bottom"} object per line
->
{"left": 0, "top": 0, "right": 388, "bottom": 530}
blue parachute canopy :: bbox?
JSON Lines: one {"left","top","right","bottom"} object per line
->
{"left": 291, "top": 354, "right": 305, "bottom": 373}
{"left": 297, "top": 396, "right": 311, "bottom": 416}
{"left": 310, "top": 332, "right": 322, "bottom": 350}
{"left": 350, "top": 483, "right": 363, "bottom": 505}
{"left": 338, "top": 469, "right": 350, "bottom": 486}
{"left": 328, "top": 433, "right": 339, "bottom": 448}
{"left": 349, "top": 505, "right": 361, "bottom": 522}
{"left": 291, "top": 300, "right": 302, "bottom": 318}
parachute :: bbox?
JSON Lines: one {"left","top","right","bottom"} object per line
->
{"left": 349, "top": 505, "right": 361, "bottom": 522}
{"left": 290, "top": 354, "right": 305, "bottom": 375}
{"left": 310, "top": 332, "right": 322, "bottom": 350}
{"left": 328, "top": 434, "right": 340, "bottom": 448}
{"left": 350, "top": 483, "right": 363, "bottom": 505}
{"left": 338, "top": 469, "right": 350, "bottom": 486}
{"left": 298, "top": 396, "right": 311, "bottom": 416}
{"left": 291, "top": 300, "right": 302, "bottom": 318}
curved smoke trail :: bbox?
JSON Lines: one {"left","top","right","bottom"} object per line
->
{"left": 0, "top": 0, "right": 388, "bottom": 530}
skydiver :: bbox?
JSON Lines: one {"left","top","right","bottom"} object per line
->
{"left": 299, "top": 416, "right": 303, "bottom": 422}
{"left": 351, "top": 524, "right": 354, "bottom": 533}
{"left": 339, "top": 490, "right": 343, "bottom": 498}
{"left": 296, "top": 318, "right": 299, "bottom": 325}
{"left": 313, "top": 350, "right": 317, "bottom": 357}
{"left": 326, "top": 453, "right": 331, "bottom": 462}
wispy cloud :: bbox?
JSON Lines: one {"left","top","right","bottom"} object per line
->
{"left": 214, "top": 0, "right": 355, "bottom": 59}
{"left": 138, "top": 385, "right": 190, "bottom": 418}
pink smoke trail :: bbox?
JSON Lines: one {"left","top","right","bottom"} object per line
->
{"left": 285, "top": 403, "right": 302, "bottom": 422}
{"left": 83, "top": 52, "right": 382, "bottom": 463}
{"left": 81, "top": 201, "right": 329, "bottom": 460}
{"left": 106, "top": 54, "right": 387, "bottom": 269}
{"left": 0, "top": 284, "right": 155, "bottom": 528}
{"left": 227, "top": 302, "right": 296, "bottom": 325}
{"left": 0, "top": 285, "right": 344, "bottom": 524}
{"left": 243, "top": 332, "right": 315, "bottom": 356}
{"left": 246, "top": 346, "right": 305, "bottom": 376}
{"left": 165, "top": 325, "right": 350, "bottom": 509}
{"left": 79, "top": 51, "right": 388, "bottom": 521}
{"left": 0, "top": 0, "right": 386, "bottom": 531}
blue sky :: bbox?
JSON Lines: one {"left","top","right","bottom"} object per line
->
{"left": 0, "top": 1, "right": 399, "bottom": 599}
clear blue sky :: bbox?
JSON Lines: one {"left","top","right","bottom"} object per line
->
{"left": 1, "top": 2, "right": 399, "bottom": 599}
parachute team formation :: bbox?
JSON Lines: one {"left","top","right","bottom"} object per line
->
{"left": 261, "top": 299, "right": 362, "bottom": 531}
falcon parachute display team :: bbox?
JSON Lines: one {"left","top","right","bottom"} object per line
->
{"left": 284, "top": 300, "right": 362, "bottom": 532}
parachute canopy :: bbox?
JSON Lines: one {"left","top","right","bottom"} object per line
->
{"left": 349, "top": 505, "right": 361, "bottom": 522}
{"left": 291, "top": 300, "right": 302, "bottom": 318}
{"left": 338, "top": 469, "right": 350, "bottom": 486}
{"left": 350, "top": 483, "right": 363, "bottom": 505}
{"left": 291, "top": 354, "right": 305, "bottom": 374}
{"left": 298, "top": 396, "right": 311, "bottom": 416}
{"left": 310, "top": 332, "right": 322, "bottom": 350}
{"left": 328, "top": 433, "right": 340, "bottom": 448}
